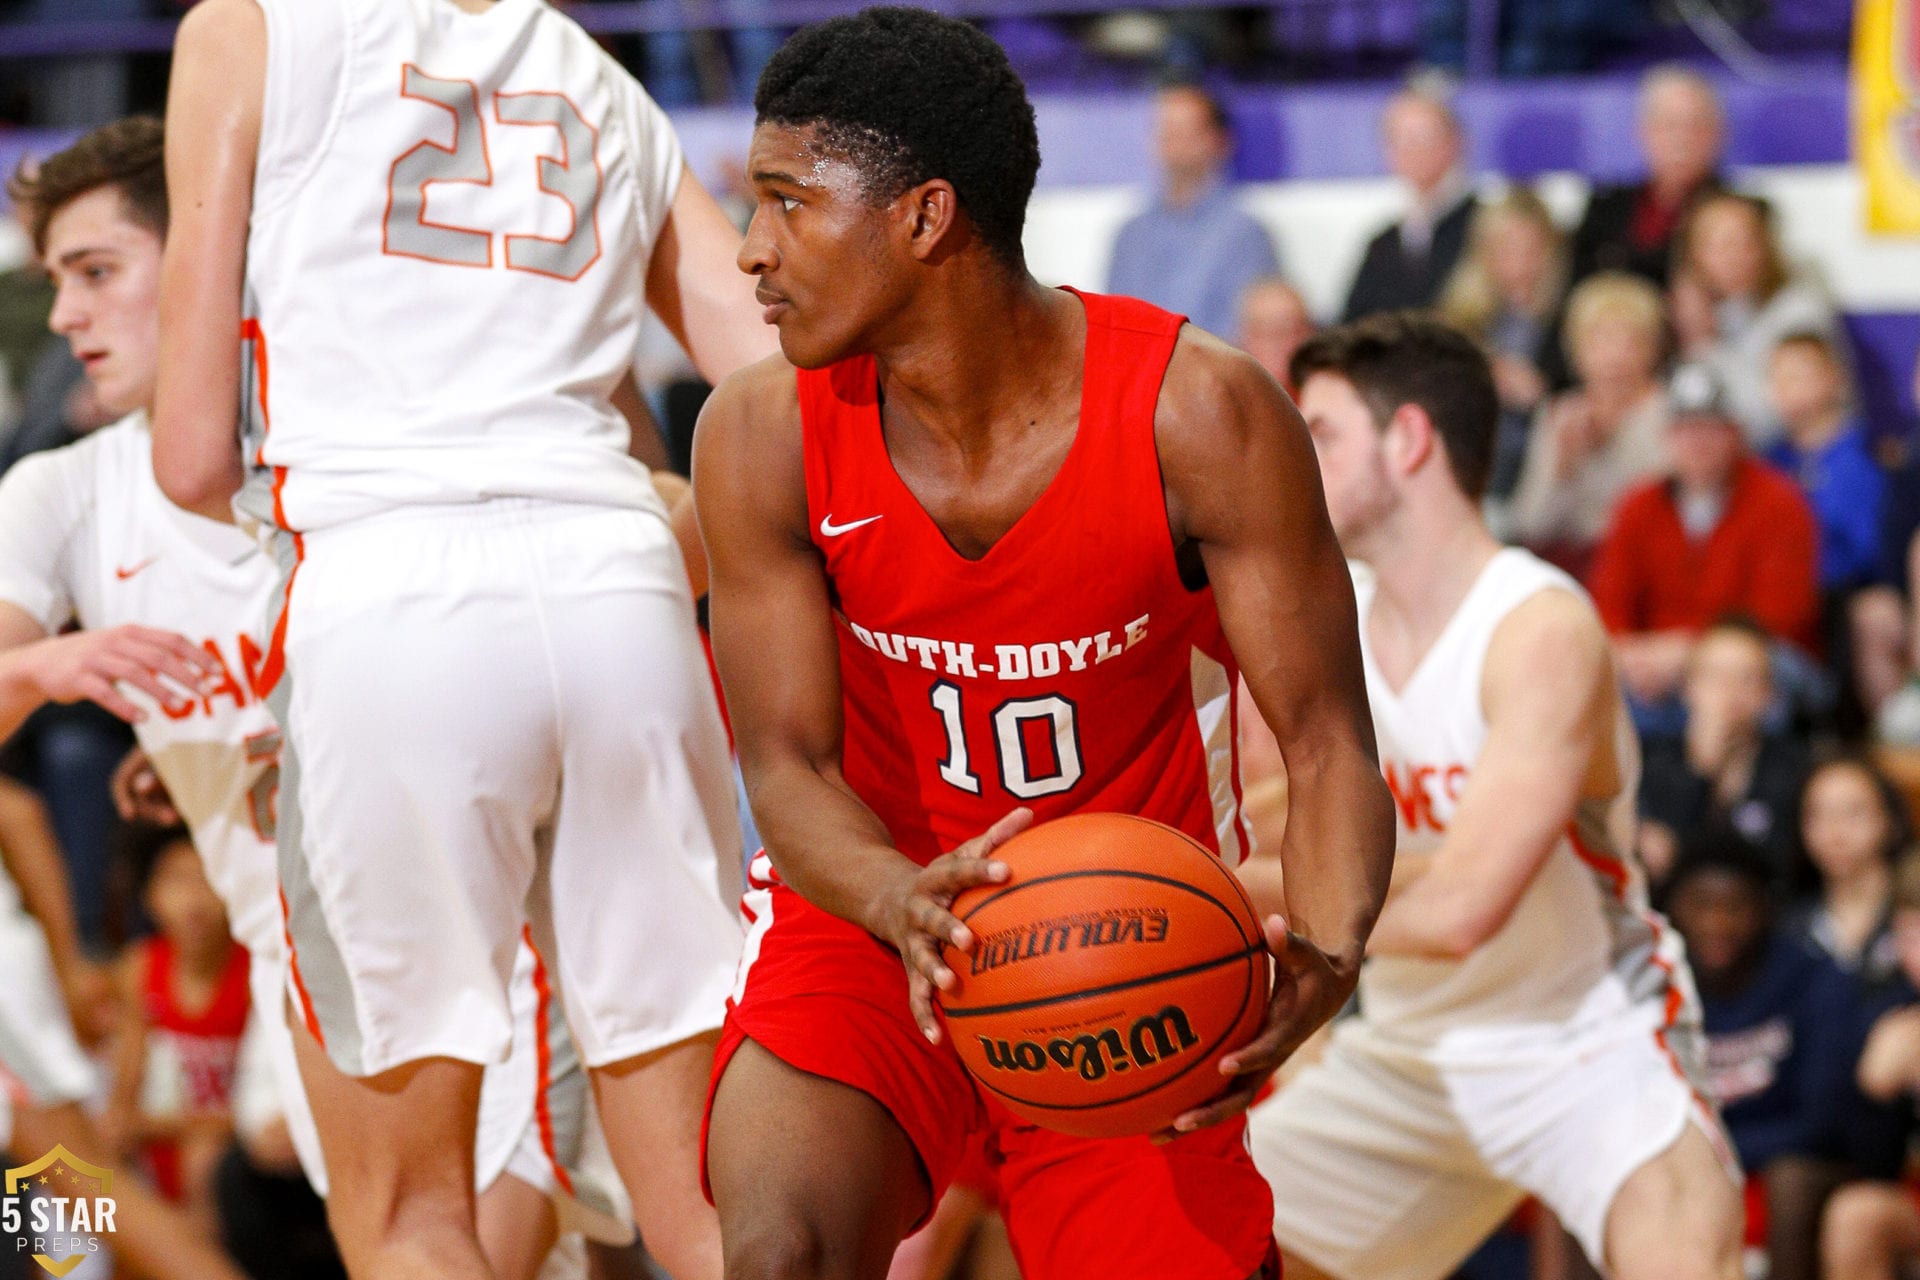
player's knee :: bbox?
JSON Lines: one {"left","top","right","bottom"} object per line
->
{"left": 722, "top": 1216, "right": 847, "bottom": 1280}
{"left": 1824, "top": 1184, "right": 1898, "bottom": 1262}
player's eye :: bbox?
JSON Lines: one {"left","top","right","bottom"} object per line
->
{"left": 84, "top": 265, "right": 110, "bottom": 283}
{"left": 779, "top": 195, "right": 800, "bottom": 214}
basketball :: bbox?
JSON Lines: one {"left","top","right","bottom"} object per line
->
{"left": 936, "top": 813, "right": 1271, "bottom": 1139}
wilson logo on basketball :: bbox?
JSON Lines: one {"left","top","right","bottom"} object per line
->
{"left": 975, "top": 1005, "right": 1201, "bottom": 1083}
{"left": 969, "top": 906, "right": 1170, "bottom": 976}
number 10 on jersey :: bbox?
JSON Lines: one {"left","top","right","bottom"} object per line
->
{"left": 930, "top": 680, "right": 1084, "bottom": 800}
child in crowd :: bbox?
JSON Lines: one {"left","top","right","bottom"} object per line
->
{"left": 1638, "top": 617, "right": 1809, "bottom": 888}
{"left": 103, "top": 824, "right": 250, "bottom": 1229}
{"left": 1764, "top": 331, "right": 1886, "bottom": 595}
{"left": 1790, "top": 756, "right": 1904, "bottom": 985}
{"left": 1666, "top": 829, "right": 1860, "bottom": 1277}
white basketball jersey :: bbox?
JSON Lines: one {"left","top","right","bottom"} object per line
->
{"left": 241, "top": 0, "right": 684, "bottom": 532}
{"left": 1351, "top": 548, "right": 1695, "bottom": 1061}
{"left": 0, "top": 417, "right": 282, "bottom": 960}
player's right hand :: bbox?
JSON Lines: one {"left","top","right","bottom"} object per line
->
{"left": 111, "top": 745, "right": 180, "bottom": 825}
{"left": 23, "top": 625, "right": 216, "bottom": 724}
{"left": 869, "top": 807, "right": 1032, "bottom": 1044}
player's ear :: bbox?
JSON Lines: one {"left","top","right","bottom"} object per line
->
{"left": 901, "top": 179, "right": 961, "bottom": 262}
{"left": 1384, "top": 402, "right": 1437, "bottom": 479}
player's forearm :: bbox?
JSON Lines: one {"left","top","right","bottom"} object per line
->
{"left": 1278, "top": 742, "right": 1394, "bottom": 978}
{"left": 0, "top": 655, "right": 46, "bottom": 747}
{"left": 745, "top": 754, "right": 923, "bottom": 935}
{"left": 0, "top": 782, "right": 86, "bottom": 975}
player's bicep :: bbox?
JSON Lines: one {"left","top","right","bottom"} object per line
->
{"left": 1427, "top": 594, "right": 1613, "bottom": 912}
{"left": 1174, "top": 345, "right": 1370, "bottom": 764}
{"left": 693, "top": 376, "right": 842, "bottom": 776}
{"left": 154, "top": 0, "right": 261, "bottom": 514}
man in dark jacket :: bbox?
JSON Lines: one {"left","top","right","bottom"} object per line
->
{"left": 1569, "top": 65, "right": 1725, "bottom": 288}
{"left": 1340, "top": 83, "right": 1476, "bottom": 322}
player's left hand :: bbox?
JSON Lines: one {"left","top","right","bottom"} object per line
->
{"left": 1158, "top": 914, "right": 1354, "bottom": 1140}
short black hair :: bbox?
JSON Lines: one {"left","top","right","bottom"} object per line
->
{"left": 1667, "top": 825, "right": 1777, "bottom": 901}
{"left": 754, "top": 6, "right": 1041, "bottom": 267}
{"left": 1289, "top": 311, "right": 1499, "bottom": 500}
{"left": 117, "top": 821, "right": 195, "bottom": 899}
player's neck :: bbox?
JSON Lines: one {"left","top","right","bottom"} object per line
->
{"left": 1361, "top": 506, "right": 1501, "bottom": 648}
{"left": 871, "top": 270, "right": 1075, "bottom": 444}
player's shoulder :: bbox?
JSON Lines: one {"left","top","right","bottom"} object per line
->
{"left": 5, "top": 415, "right": 142, "bottom": 497}
{"left": 1483, "top": 572, "right": 1611, "bottom": 705}
{"left": 693, "top": 354, "right": 805, "bottom": 507}
{"left": 1158, "top": 324, "right": 1279, "bottom": 423}
{"left": 704, "top": 353, "right": 802, "bottom": 440}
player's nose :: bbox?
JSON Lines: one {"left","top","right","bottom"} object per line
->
{"left": 47, "top": 286, "right": 84, "bottom": 337}
{"left": 739, "top": 208, "right": 777, "bottom": 277}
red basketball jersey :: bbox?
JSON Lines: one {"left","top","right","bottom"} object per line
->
{"left": 800, "top": 290, "right": 1249, "bottom": 866}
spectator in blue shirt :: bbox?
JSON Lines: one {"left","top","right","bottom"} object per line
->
{"left": 1105, "top": 82, "right": 1281, "bottom": 340}
{"left": 1764, "top": 331, "right": 1887, "bottom": 594}
{"left": 1666, "top": 828, "right": 1858, "bottom": 1276}
{"left": 1821, "top": 852, "right": 1920, "bottom": 1280}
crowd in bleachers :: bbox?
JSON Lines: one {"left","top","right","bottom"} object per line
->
{"left": 1096, "top": 65, "right": 1920, "bottom": 1280}
{"left": 0, "top": 16, "right": 1917, "bottom": 1280}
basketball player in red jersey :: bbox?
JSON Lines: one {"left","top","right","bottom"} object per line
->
{"left": 694, "top": 10, "right": 1395, "bottom": 1279}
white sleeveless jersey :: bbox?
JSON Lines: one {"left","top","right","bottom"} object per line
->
{"left": 240, "top": 0, "right": 683, "bottom": 532}
{"left": 0, "top": 417, "right": 282, "bottom": 960}
{"left": 1351, "top": 548, "right": 1697, "bottom": 1062}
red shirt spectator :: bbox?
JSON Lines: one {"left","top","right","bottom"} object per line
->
{"left": 1587, "top": 363, "right": 1820, "bottom": 709}
{"left": 1588, "top": 457, "right": 1819, "bottom": 648}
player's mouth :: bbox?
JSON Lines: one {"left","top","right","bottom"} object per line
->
{"left": 77, "top": 349, "right": 109, "bottom": 373}
{"left": 755, "top": 287, "right": 790, "bottom": 324}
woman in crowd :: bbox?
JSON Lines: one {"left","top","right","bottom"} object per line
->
{"left": 1790, "top": 755, "right": 1905, "bottom": 986}
{"left": 1671, "top": 190, "right": 1848, "bottom": 445}
{"left": 1438, "top": 186, "right": 1570, "bottom": 497}
{"left": 1504, "top": 270, "right": 1670, "bottom": 576}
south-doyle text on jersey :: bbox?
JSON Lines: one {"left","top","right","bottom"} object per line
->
{"left": 841, "top": 612, "right": 1151, "bottom": 680}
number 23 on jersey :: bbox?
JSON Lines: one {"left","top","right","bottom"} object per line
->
{"left": 382, "top": 64, "right": 602, "bottom": 281}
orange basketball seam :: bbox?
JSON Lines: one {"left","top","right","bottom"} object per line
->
{"left": 954, "top": 866, "right": 1260, "bottom": 948}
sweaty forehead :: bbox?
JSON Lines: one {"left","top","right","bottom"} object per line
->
{"left": 748, "top": 123, "right": 863, "bottom": 186}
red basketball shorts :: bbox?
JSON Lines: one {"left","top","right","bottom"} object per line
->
{"left": 701, "top": 861, "right": 1277, "bottom": 1280}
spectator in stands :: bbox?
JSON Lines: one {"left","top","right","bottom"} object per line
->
{"left": 1105, "top": 81, "right": 1280, "bottom": 340}
{"left": 1638, "top": 617, "right": 1809, "bottom": 890}
{"left": 102, "top": 824, "right": 249, "bottom": 1231}
{"left": 1505, "top": 271, "right": 1670, "bottom": 572}
{"left": 1674, "top": 191, "right": 1849, "bottom": 445}
{"left": 1788, "top": 756, "right": 1904, "bottom": 985}
{"left": 1588, "top": 363, "right": 1821, "bottom": 724}
{"left": 1820, "top": 852, "right": 1920, "bottom": 1280}
{"left": 1765, "top": 332, "right": 1886, "bottom": 596}
{"left": 1570, "top": 66, "right": 1725, "bottom": 289}
{"left": 1235, "top": 276, "right": 1314, "bottom": 395}
{"left": 1437, "top": 187, "right": 1570, "bottom": 497}
{"left": 1339, "top": 80, "right": 1476, "bottom": 322}
{"left": 1666, "top": 829, "right": 1857, "bottom": 1266}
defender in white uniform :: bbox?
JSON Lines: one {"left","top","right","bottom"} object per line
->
{"left": 2, "top": 117, "right": 626, "bottom": 1280}
{"left": 1241, "top": 317, "right": 1744, "bottom": 1280}
{"left": 156, "top": 1, "right": 773, "bottom": 1275}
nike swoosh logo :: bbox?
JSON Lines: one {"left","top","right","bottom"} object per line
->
{"left": 115, "top": 556, "right": 159, "bottom": 580}
{"left": 819, "top": 514, "right": 884, "bottom": 537}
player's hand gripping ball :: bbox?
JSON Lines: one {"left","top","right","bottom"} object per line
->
{"left": 935, "top": 813, "right": 1271, "bottom": 1138}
